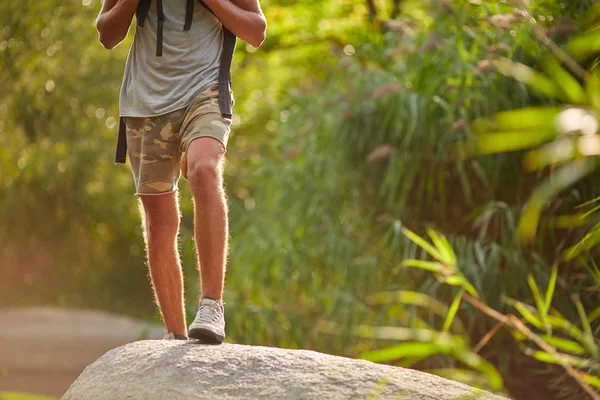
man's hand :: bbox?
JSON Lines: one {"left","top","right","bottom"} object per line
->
{"left": 202, "top": 0, "right": 266, "bottom": 48}
{"left": 96, "top": 0, "right": 140, "bottom": 50}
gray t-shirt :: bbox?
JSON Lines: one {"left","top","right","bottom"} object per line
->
{"left": 120, "top": 0, "right": 224, "bottom": 117}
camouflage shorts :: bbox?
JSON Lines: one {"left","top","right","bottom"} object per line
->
{"left": 124, "top": 86, "right": 232, "bottom": 195}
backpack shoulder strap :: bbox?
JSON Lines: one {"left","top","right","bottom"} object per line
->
{"left": 184, "top": 0, "right": 195, "bottom": 31}
{"left": 155, "top": 0, "right": 165, "bottom": 56}
{"left": 218, "top": 28, "right": 236, "bottom": 119}
{"left": 136, "top": 0, "right": 152, "bottom": 27}
{"left": 196, "top": 0, "right": 215, "bottom": 16}
{"left": 136, "top": 0, "right": 164, "bottom": 56}
{"left": 196, "top": 0, "right": 236, "bottom": 118}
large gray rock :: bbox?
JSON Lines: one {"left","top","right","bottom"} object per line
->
{"left": 63, "top": 341, "right": 510, "bottom": 400}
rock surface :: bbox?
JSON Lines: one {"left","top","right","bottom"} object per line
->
{"left": 63, "top": 341, "right": 510, "bottom": 400}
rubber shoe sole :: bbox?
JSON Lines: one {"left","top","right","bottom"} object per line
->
{"left": 188, "top": 327, "right": 224, "bottom": 344}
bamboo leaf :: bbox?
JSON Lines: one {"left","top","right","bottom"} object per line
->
{"left": 566, "top": 29, "right": 600, "bottom": 61}
{"left": 586, "top": 70, "right": 600, "bottom": 112}
{"left": 519, "top": 160, "right": 597, "bottom": 242}
{"left": 439, "top": 234, "right": 457, "bottom": 265}
{"left": 588, "top": 306, "right": 600, "bottom": 324}
{"left": 540, "top": 335, "right": 587, "bottom": 355}
{"left": 476, "top": 130, "right": 557, "bottom": 154}
{"left": 542, "top": 57, "right": 588, "bottom": 104}
{"left": 491, "top": 107, "right": 561, "bottom": 132}
{"left": 401, "top": 227, "right": 444, "bottom": 261}
{"left": 544, "top": 266, "right": 558, "bottom": 315}
{"left": 547, "top": 315, "right": 585, "bottom": 342}
{"left": 528, "top": 274, "right": 551, "bottom": 333}
{"left": 531, "top": 351, "right": 593, "bottom": 369}
{"left": 523, "top": 138, "right": 576, "bottom": 171}
{"left": 574, "top": 296, "right": 598, "bottom": 358}
{"left": 362, "top": 342, "right": 445, "bottom": 363}
{"left": 401, "top": 259, "right": 443, "bottom": 273}
{"left": 368, "top": 290, "right": 447, "bottom": 314}
{"left": 443, "top": 290, "right": 464, "bottom": 333}
{"left": 427, "top": 228, "right": 456, "bottom": 265}
{"left": 514, "top": 302, "right": 544, "bottom": 329}
{"left": 581, "top": 372, "right": 600, "bottom": 389}
{"left": 445, "top": 275, "right": 479, "bottom": 298}
{"left": 496, "top": 58, "right": 563, "bottom": 99}
{"left": 451, "top": 348, "right": 504, "bottom": 390}
{"left": 563, "top": 222, "right": 600, "bottom": 261}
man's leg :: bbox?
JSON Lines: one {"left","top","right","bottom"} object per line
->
{"left": 184, "top": 138, "right": 228, "bottom": 301}
{"left": 139, "top": 192, "right": 187, "bottom": 337}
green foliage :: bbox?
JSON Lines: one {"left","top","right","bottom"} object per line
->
{"left": 0, "top": 393, "right": 57, "bottom": 400}
{"left": 391, "top": 228, "right": 600, "bottom": 397}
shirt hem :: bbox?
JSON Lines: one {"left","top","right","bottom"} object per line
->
{"left": 119, "top": 82, "right": 220, "bottom": 119}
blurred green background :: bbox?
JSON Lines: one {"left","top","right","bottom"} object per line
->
{"left": 2, "top": 0, "right": 600, "bottom": 399}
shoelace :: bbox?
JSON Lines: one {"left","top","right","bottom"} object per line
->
{"left": 197, "top": 303, "right": 223, "bottom": 325}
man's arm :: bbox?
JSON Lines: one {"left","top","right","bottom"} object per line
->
{"left": 96, "top": 0, "right": 140, "bottom": 50}
{"left": 202, "top": 0, "right": 266, "bottom": 48}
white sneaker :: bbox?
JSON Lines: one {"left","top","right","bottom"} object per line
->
{"left": 188, "top": 298, "right": 225, "bottom": 344}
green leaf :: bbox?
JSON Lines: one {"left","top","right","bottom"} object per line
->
{"left": 491, "top": 107, "right": 561, "bottom": 132}
{"left": 368, "top": 290, "right": 447, "bottom": 315}
{"left": 531, "top": 351, "right": 593, "bottom": 369}
{"left": 566, "top": 29, "right": 600, "bottom": 61}
{"left": 476, "top": 130, "right": 557, "bottom": 154}
{"left": 356, "top": 325, "right": 439, "bottom": 342}
{"left": 402, "top": 227, "right": 444, "bottom": 261}
{"left": 586, "top": 70, "right": 600, "bottom": 112}
{"left": 514, "top": 302, "right": 544, "bottom": 329}
{"left": 443, "top": 290, "right": 464, "bottom": 333}
{"left": 542, "top": 57, "right": 588, "bottom": 104}
{"left": 544, "top": 266, "right": 558, "bottom": 315}
{"left": 445, "top": 275, "right": 479, "bottom": 298}
{"left": 547, "top": 315, "right": 585, "bottom": 342}
{"left": 0, "top": 393, "right": 58, "bottom": 400}
{"left": 581, "top": 372, "right": 600, "bottom": 389}
{"left": 451, "top": 348, "right": 504, "bottom": 390}
{"left": 588, "top": 306, "right": 600, "bottom": 324}
{"left": 574, "top": 296, "right": 598, "bottom": 358}
{"left": 424, "top": 369, "right": 490, "bottom": 390}
{"left": 401, "top": 259, "right": 443, "bottom": 273}
{"left": 527, "top": 274, "right": 550, "bottom": 333}
{"left": 518, "top": 160, "right": 597, "bottom": 242}
{"left": 427, "top": 228, "right": 456, "bottom": 265}
{"left": 563, "top": 222, "right": 600, "bottom": 261}
{"left": 496, "top": 58, "right": 563, "bottom": 99}
{"left": 362, "top": 342, "right": 446, "bottom": 363}
{"left": 540, "top": 335, "right": 586, "bottom": 355}
{"left": 523, "top": 138, "right": 577, "bottom": 171}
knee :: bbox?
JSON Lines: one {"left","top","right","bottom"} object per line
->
{"left": 187, "top": 158, "right": 222, "bottom": 194}
{"left": 140, "top": 197, "right": 180, "bottom": 236}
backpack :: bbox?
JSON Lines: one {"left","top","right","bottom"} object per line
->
{"left": 115, "top": 0, "right": 237, "bottom": 164}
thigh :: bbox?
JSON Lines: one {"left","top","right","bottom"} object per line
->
{"left": 179, "top": 87, "right": 232, "bottom": 155}
{"left": 179, "top": 88, "right": 232, "bottom": 179}
{"left": 125, "top": 109, "right": 186, "bottom": 195}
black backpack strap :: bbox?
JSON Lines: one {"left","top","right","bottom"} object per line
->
{"left": 184, "top": 0, "right": 194, "bottom": 31}
{"left": 156, "top": 0, "right": 165, "bottom": 56}
{"left": 196, "top": 0, "right": 215, "bottom": 16}
{"left": 196, "top": 0, "right": 236, "bottom": 118}
{"left": 136, "top": 0, "right": 152, "bottom": 27}
{"left": 136, "top": 0, "right": 162, "bottom": 56}
{"left": 115, "top": 117, "right": 128, "bottom": 164}
{"left": 218, "top": 28, "right": 236, "bottom": 119}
